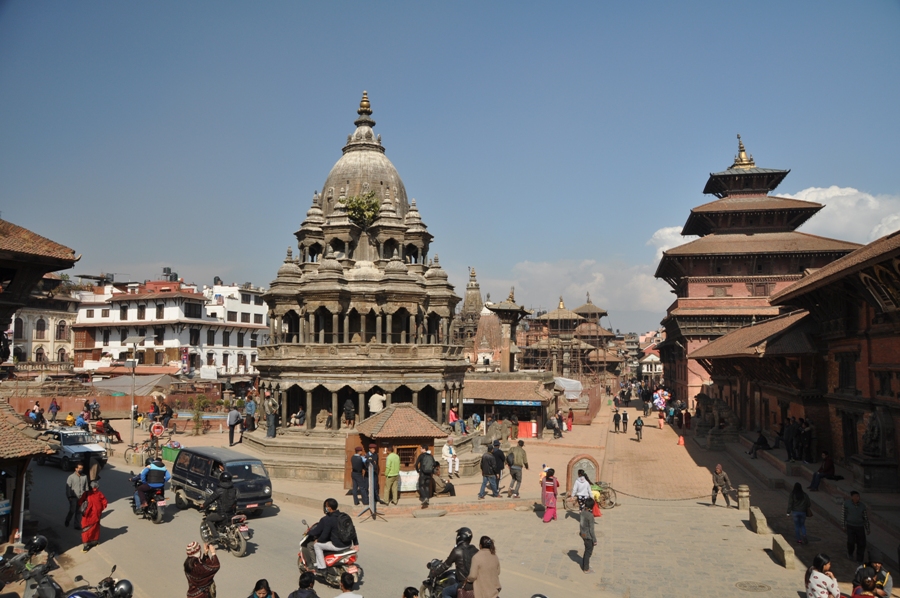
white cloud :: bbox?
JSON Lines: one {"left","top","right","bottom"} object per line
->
{"left": 646, "top": 226, "right": 697, "bottom": 260}
{"left": 781, "top": 186, "right": 900, "bottom": 243}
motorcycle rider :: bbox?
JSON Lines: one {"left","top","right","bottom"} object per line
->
{"left": 429, "top": 527, "right": 478, "bottom": 598}
{"left": 131, "top": 458, "right": 170, "bottom": 511}
{"left": 202, "top": 472, "right": 237, "bottom": 541}
{"left": 307, "top": 498, "right": 357, "bottom": 575}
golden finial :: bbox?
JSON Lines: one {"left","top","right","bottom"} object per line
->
{"left": 358, "top": 91, "right": 372, "bottom": 115}
{"left": 731, "top": 133, "right": 756, "bottom": 169}
{"left": 469, "top": 267, "right": 477, "bottom": 280}
{"left": 558, "top": 296, "right": 565, "bottom": 309}
{"left": 508, "top": 287, "right": 516, "bottom": 302}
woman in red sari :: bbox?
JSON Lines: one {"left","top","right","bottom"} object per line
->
{"left": 542, "top": 468, "right": 559, "bottom": 523}
{"left": 78, "top": 481, "right": 108, "bottom": 552}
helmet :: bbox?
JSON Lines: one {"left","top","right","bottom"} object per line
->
{"left": 25, "top": 535, "right": 47, "bottom": 555}
{"left": 113, "top": 579, "right": 134, "bottom": 598}
{"left": 144, "top": 457, "right": 152, "bottom": 467}
{"left": 455, "top": 527, "right": 472, "bottom": 545}
{"left": 219, "top": 473, "right": 232, "bottom": 484}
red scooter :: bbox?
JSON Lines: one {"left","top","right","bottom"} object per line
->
{"left": 297, "top": 519, "right": 361, "bottom": 588}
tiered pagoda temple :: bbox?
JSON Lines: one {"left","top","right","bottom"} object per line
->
{"left": 655, "top": 136, "right": 860, "bottom": 409}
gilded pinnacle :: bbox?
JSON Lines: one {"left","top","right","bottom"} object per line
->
{"left": 731, "top": 133, "right": 756, "bottom": 170}
{"left": 358, "top": 91, "right": 372, "bottom": 116}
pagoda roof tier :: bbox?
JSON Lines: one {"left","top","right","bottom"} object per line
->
{"left": 572, "top": 293, "right": 608, "bottom": 320}
{"left": 689, "top": 310, "right": 813, "bottom": 360}
{"left": 682, "top": 194, "right": 822, "bottom": 236}
{"left": 534, "top": 297, "right": 584, "bottom": 322}
{"left": 702, "top": 135, "right": 789, "bottom": 198}
{"left": 659, "top": 231, "right": 859, "bottom": 260}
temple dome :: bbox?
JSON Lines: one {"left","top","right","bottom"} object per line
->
{"left": 320, "top": 91, "right": 408, "bottom": 220}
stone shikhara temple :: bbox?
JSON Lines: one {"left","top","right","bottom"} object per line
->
{"left": 256, "top": 92, "right": 467, "bottom": 432}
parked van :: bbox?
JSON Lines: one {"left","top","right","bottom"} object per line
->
{"left": 170, "top": 446, "right": 274, "bottom": 515}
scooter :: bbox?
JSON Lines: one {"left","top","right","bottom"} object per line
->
{"left": 200, "top": 509, "right": 250, "bottom": 557}
{"left": 69, "top": 564, "right": 133, "bottom": 598}
{"left": 129, "top": 471, "right": 166, "bottom": 524}
{"left": 297, "top": 519, "right": 361, "bottom": 588}
{"left": 418, "top": 558, "right": 457, "bottom": 598}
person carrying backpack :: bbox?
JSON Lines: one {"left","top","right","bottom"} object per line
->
{"left": 415, "top": 446, "right": 436, "bottom": 508}
{"left": 634, "top": 416, "right": 644, "bottom": 442}
{"left": 308, "top": 498, "right": 358, "bottom": 574}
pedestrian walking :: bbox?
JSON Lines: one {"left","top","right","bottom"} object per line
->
{"left": 843, "top": 491, "right": 870, "bottom": 564}
{"left": 227, "top": 406, "right": 242, "bottom": 446}
{"left": 78, "top": 481, "right": 108, "bottom": 551}
{"left": 658, "top": 408, "right": 665, "bottom": 429}
{"left": 541, "top": 468, "right": 559, "bottom": 522}
{"left": 48, "top": 398, "right": 60, "bottom": 423}
{"left": 350, "top": 446, "right": 368, "bottom": 506}
{"left": 287, "top": 572, "right": 318, "bottom": 598}
{"left": 383, "top": 445, "right": 400, "bottom": 505}
{"left": 491, "top": 439, "right": 505, "bottom": 487}
{"left": 244, "top": 395, "right": 257, "bottom": 432}
{"left": 264, "top": 393, "right": 279, "bottom": 438}
{"left": 477, "top": 445, "right": 499, "bottom": 500}
{"left": 784, "top": 417, "right": 799, "bottom": 462}
{"left": 805, "top": 553, "right": 840, "bottom": 598}
{"left": 185, "top": 541, "right": 220, "bottom": 598}
{"left": 621, "top": 410, "right": 628, "bottom": 432}
{"left": 415, "top": 445, "right": 436, "bottom": 507}
{"left": 579, "top": 497, "right": 597, "bottom": 573}
{"left": 442, "top": 437, "right": 460, "bottom": 477}
{"left": 64, "top": 462, "right": 88, "bottom": 529}
{"left": 633, "top": 416, "right": 644, "bottom": 441}
{"left": 248, "top": 579, "right": 280, "bottom": 598}
{"left": 467, "top": 536, "right": 501, "bottom": 598}
{"left": 787, "top": 482, "right": 812, "bottom": 545}
{"left": 572, "top": 469, "right": 592, "bottom": 510}
{"left": 710, "top": 464, "right": 733, "bottom": 508}
{"left": 506, "top": 440, "right": 528, "bottom": 498}
{"left": 612, "top": 410, "right": 621, "bottom": 433}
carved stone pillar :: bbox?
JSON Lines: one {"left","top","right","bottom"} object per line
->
{"left": 305, "top": 391, "right": 312, "bottom": 431}
{"left": 331, "top": 391, "right": 339, "bottom": 430}
{"left": 308, "top": 313, "right": 315, "bottom": 344}
{"left": 409, "top": 314, "right": 416, "bottom": 344}
{"left": 332, "top": 313, "right": 339, "bottom": 344}
{"left": 412, "top": 391, "right": 419, "bottom": 409}
{"left": 385, "top": 391, "right": 392, "bottom": 407}
{"left": 376, "top": 314, "right": 383, "bottom": 344}
{"left": 279, "top": 388, "right": 287, "bottom": 430}
{"left": 318, "top": 313, "right": 325, "bottom": 344}
{"left": 386, "top": 313, "right": 393, "bottom": 345}
{"left": 358, "top": 391, "right": 366, "bottom": 422}
{"left": 458, "top": 386, "right": 465, "bottom": 421}
{"left": 343, "top": 314, "right": 350, "bottom": 344}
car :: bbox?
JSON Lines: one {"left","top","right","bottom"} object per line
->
{"left": 36, "top": 427, "right": 108, "bottom": 471}
{"left": 169, "top": 446, "right": 274, "bottom": 516}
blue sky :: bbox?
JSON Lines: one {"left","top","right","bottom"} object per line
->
{"left": 2, "top": 1, "right": 898, "bottom": 333}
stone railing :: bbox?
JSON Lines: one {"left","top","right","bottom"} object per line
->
{"left": 258, "top": 342, "right": 463, "bottom": 360}
{"left": 15, "top": 361, "right": 74, "bottom": 373}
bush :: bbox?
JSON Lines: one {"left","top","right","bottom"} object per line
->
{"left": 345, "top": 190, "right": 380, "bottom": 229}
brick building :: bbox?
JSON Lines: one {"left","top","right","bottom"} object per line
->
{"left": 692, "top": 230, "right": 900, "bottom": 489}
{"left": 655, "top": 136, "right": 859, "bottom": 407}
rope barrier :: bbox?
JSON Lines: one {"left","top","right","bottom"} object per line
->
{"left": 610, "top": 487, "right": 714, "bottom": 502}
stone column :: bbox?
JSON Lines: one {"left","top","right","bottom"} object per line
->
{"left": 332, "top": 313, "right": 339, "bottom": 344}
{"left": 409, "top": 314, "right": 416, "bottom": 344}
{"left": 331, "top": 391, "right": 339, "bottom": 430}
{"left": 458, "top": 385, "right": 465, "bottom": 421}
{"left": 358, "top": 391, "right": 366, "bottom": 422}
{"left": 279, "top": 388, "right": 287, "bottom": 431}
{"left": 412, "top": 391, "right": 419, "bottom": 409}
{"left": 386, "top": 313, "right": 393, "bottom": 344}
{"left": 343, "top": 314, "right": 350, "bottom": 344}
{"left": 318, "top": 313, "right": 325, "bottom": 344}
{"left": 439, "top": 389, "right": 446, "bottom": 424}
{"left": 438, "top": 318, "right": 445, "bottom": 344}
{"left": 305, "top": 391, "right": 312, "bottom": 431}
{"left": 385, "top": 391, "right": 392, "bottom": 407}
{"left": 308, "top": 313, "right": 315, "bottom": 343}
{"left": 376, "top": 314, "right": 382, "bottom": 344}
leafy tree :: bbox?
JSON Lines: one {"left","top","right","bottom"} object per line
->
{"left": 344, "top": 190, "right": 380, "bottom": 229}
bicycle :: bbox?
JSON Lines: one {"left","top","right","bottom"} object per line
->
{"left": 123, "top": 436, "right": 161, "bottom": 464}
{"left": 563, "top": 482, "right": 618, "bottom": 511}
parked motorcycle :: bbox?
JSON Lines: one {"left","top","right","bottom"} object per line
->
{"left": 21, "top": 558, "right": 65, "bottom": 598}
{"left": 297, "top": 519, "right": 361, "bottom": 588}
{"left": 0, "top": 535, "right": 46, "bottom": 590}
{"left": 128, "top": 471, "right": 166, "bottom": 524}
{"left": 200, "top": 509, "right": 250, "bottom": 557}
{"left": 418, "top": 558, "right": 456, "bottom": 598}
{"left": 69, "top": 564, "right": 133, "bottom": 598}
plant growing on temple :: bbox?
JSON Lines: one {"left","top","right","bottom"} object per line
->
{"left": 344, "top": 190, "right": 379, "bottom": 229}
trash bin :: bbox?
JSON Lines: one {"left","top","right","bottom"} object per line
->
{"left": 161, "top": 446, "right": 180, "bottom": 463}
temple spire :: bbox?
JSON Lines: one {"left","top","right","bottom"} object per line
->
{"left": 558, "top": 296, "right": 565, "bottom": 309}
{"left": 731, "top": 134, "right": 756, "bottom": 170}
{"left": 354, "top": 90, "right": 375, "bottom": 128}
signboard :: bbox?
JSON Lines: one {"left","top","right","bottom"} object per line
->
{"left": 495, "top": 400, "right": 542, "bottom": 406}
{"left": 0, "top": 500, "right": 10, "bottom": 515}
{"left": 199, "top": 365, "right": 218, "bottom": 380}
{"left": 399, "top": 470, "right": 419, "bottom": 492}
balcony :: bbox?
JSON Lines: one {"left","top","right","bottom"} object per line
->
{"left": 15, "top": 360, "right": 74, "bottom": 373}
{"left": 258, "top": 342, "right": 464, "bottom": 362}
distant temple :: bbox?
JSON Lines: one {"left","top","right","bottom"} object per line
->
{"left": 655, "top": 136, "right": 860, "bottom": 408}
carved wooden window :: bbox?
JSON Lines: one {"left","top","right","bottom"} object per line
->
{"left": 836, "top": 352, "right": 857, "bottom": 392}
{"left": 876, "top": 371, "right": 893, "bottom": 397}
{"left": 156, "top": 304, "right": 165, "bottom": 319}
{"left": 207, "top": 329, "right": 216, "bottom": 346}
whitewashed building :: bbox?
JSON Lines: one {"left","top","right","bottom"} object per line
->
{"left": 72, "top": 279, "right": 269, "bottom": 377}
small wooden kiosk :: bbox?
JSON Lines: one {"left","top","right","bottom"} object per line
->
{"left": 345, "top": 402, "right": 447, "bottom": 494}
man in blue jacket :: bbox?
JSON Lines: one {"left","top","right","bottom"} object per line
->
{"left": 132, "top": 458, "right": 171, "bottom": 510}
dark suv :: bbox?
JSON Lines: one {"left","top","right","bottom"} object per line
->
{"left": 170, "top": 446, "right": 274, "bottom": 515}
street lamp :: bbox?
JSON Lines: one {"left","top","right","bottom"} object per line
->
{"left": 123, "top": 335, "right": 152, "bottom": 446}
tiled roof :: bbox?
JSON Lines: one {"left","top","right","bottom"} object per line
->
{"left": 574, "top": 322, "right": 615, "bottom": 337}
{"left": 771, "top": 230, "right": 900, "bottom": 304}
{"left": 94, "top": 365, "right": 183, "bottom": 376}
{"left": 356, "top": 402, "right": 447, "bottom": 439}
{"left": 689, "top": 310, "right": 810, "bottom": 360}
{"left": 662, "top": 232, "right": 861, "bottom": 257}
{"left": 0, "top": 400, "right": 54, "bottom": 460}
{"left": 0, "top": 220, "right": 77, "bottom": 262}
{"left": 690, "top": 194, "right": 821, "bottom": 214}
{"left": 534, "top": 307, "right": 584, "bottom": 321}
{"left": 668, "top": 306, "right": 782, "bottom": 317}
{"left": 464, "top": 379, "right": 553, "bottom": 403}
